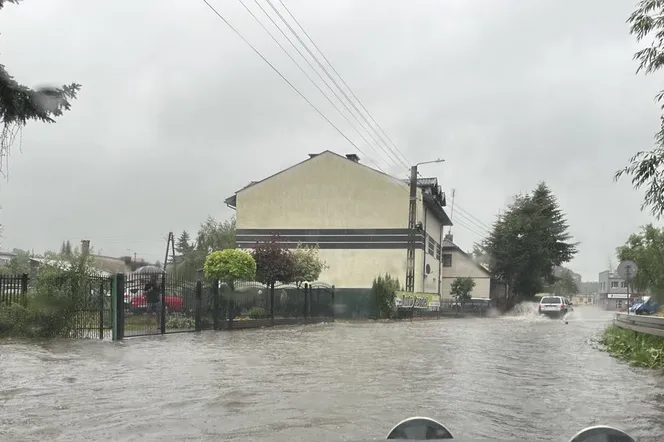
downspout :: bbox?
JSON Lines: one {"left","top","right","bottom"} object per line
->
{"left": 422, "top": 207, "right": 428, "bottom": 293}
{"left": 438, "top": 223, "right": 443, "bottom": 303}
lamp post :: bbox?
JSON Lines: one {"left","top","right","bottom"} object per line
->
{"left": 405, "top": 158, "right": 445, "bottom": 293}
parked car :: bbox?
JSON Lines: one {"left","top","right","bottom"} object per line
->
{"left": 632, "top": 297, "right": 659, "bottom": 315}
{"left": 538, "top": 296, "right": 568, "bottom": 318}
{"left": 129, "top": 294, "right": 185, "bottom": 313}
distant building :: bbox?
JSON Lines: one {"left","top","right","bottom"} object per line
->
{"left": 440, "top": 235, "right": 504, "bottom": 301}
{"left": 598, "top": 270, "right": 638, "bottom": 310}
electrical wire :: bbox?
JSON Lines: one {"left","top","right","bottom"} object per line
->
{"left": 200, "top": 0, "right": 379, "bottom": 170}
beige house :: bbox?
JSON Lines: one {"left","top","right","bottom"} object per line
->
{"left": 440, "top": 237, "right": 492, "bottom": 300}
{"left": 224, "top": 150, "right": 453, "bottom": 294}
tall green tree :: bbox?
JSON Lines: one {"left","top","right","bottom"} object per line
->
{"left": 614, "top": 0, "right": 664, "bottom": 218}
{"left": 1, "top": 0, "right": 80, "bottom": 174}
{"left": 551, "top": 269, "right": 580, "bottom": 297}
{"left": 176, "top": 231, "right": 194, "bottom": 255}
{"left": 484, "top": 183, "right": 577, "bottom": 302}
{"left": 172, "top": 216, "right": 236, "bottom": 278}
{"left": 616, "top": 224, "right": 664, "bottom": 301}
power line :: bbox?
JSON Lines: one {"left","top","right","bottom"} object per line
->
{"left": 238, "top": 0, "right": 395, "bottom": 170}
{"left": 265, "top": 0, "right": 410, "bottom": 172}
{"left": 200, "top": 0, "right": 378, "bottom": 170}
{"left": 275, "top": 0, "right": 412, "bottom": 170}
{"left": 455, "top": 203, "right": 492, "bottom": 231}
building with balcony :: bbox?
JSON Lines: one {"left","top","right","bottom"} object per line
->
{"left": 224, "top": 150, "right": 453, "bottom": 315}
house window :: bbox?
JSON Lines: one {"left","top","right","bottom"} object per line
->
{"left": 611, "top": 281, "right": 619, "bottom": 289}
{"left": 620, "top": 281, "right": 626, "bottom": 288}
{"left": 435, "top": 243, "right": 441, "bottom": 261}
{"left": 427, "top": 235, "right": 435, "bottom": 256}
{"left": 442, "top": 254, "right": 452, "bottom": 267}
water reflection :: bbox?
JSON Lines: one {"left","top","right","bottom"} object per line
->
{"left": 0, "top": 306, "right": 662, "bottom": 442}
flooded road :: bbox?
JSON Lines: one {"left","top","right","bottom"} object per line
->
{"left": 1, "top": 306, "right": 663, "bottom": 442}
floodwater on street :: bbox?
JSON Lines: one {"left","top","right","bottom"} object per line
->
{"left": 1, "top": 306, "right": 663, "bottom": 442}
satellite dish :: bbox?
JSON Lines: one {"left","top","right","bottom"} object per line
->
{"left": 425, "top": 264, "right": 431, "bottom": 274}
{"left": 616, "top": 260, "right": 638, "bottom": 281}
{"left": 568, "top": 425, "right": 635, "bottom": 442}
{"left": 386, "top": 417, "right": 453, "bottom": 440}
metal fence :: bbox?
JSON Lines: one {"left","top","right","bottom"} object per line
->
{"left": 0, "top": 274, "right": 28, "bottom": 306}
{"left": 118, "top": 276, "right": 335, "bottom": 338}
{"left": 1, "top": 271, "right": 335, "bottom": 340}
{"left": 0, "top": 272, "right": 113, "bottom": 339}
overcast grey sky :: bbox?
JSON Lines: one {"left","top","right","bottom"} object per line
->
{"left": 0, "top": 0, "right": 659, "bottom": 280}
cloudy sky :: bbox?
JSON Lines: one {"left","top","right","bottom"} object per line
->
{"left": 0, "top": 0, "right": 660, "bottom": 280}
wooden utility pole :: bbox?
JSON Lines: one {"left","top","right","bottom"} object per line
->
{"left": 405, "top": 165, "right": 418, "bottom": 293}
{"left": 162, "top": 232, "right": 176, "bottom": 272}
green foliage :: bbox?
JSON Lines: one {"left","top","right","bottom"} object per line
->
{"left": 0, "top": 248, "right": 32, "bottom": 276}
{"left": 614, "top": 1, "right": 664, "bottom": 218}
{"left": 292, "top": 243, "right": 328, "bottom": 286}
{"left": 1, "top": 0, "right": 81, "bottom": 175}
{"left": 551, "top": 269, "right": 579, "bottom": 296}
{"left": 246, "top": 306, "right": 269, "bottom": 319}
{"left": 617, "top": 224, "right": 664, "bottom": 301}
{"left": 252, "top": 236, "right": 296, "bottom": 287}
{"left": 600, "top": 325, "right": 664, "bottom": 369}
{"left": 483, "top": 182, "right": 577, "bottom": 300}
{"left": 204, "top": 249, "right": 256, "bottom": 291}
{"left": 173, "top": 216, "right": 236, "bottom": 279}
{"left": 60, "top": 240, "right": 74, "bottom": 259}
{"left": 165, "top": 316, "right": 195, "bottom": 329}
{"left": 450, "top": 276, "right": 475, "bottom": 304}
{"left": 372, "top": 273, "right": 399, "bottom": 319}
{"left": 0, "top": 250, "right": 97, "bottom": 338}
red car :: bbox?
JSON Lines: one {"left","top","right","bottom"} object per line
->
{"left": 129, "top": 294, "right": 185, "bottom": 312}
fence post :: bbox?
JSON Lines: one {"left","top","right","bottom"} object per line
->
{"left": 212, "top": 279, "right": 220, "bottom": 330}
{"left": 20, "top": 273, "right": 28, "bottom": 307}
{"left": 303, "top": 283, "right": 309, "bottom": 318}
{"left": 331, "top": 285, "right": 335, "bottom": 319}
{"left": 270, "top": 283, "right": 275, "bottom": 325}
{"left": 98, "top": 280, "right": 104, "bottom": 340}
{"left": 195, "top": 280, "right": 202, "bottom": 332}
{"left": 111, "top": 273, "right": 125, "bottom": 341}
{"left": 160, "top": 273, "right": 166, "bottom": 335}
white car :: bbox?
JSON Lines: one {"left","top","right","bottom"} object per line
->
{"left": 538, "top": 296, "right": 569, "bottom": 318}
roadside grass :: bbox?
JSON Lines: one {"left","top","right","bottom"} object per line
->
{"left": 600, "top": 325, "right": 664, "bottom": 369}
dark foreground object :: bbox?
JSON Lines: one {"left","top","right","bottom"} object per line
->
{"left": 380, "top": 416, "right": 635, "bottom": 441}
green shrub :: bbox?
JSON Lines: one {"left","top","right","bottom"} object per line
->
{"left": 166, "top": 316, "right": 196, "bottom": 329}
{"left": 600, "top": 325, "right": 664, "bottom": 369}
{"left": 372, "top": 274, "right": 400, "bottom": 319}
{"left": 246, "top": 306, "right": 269, "bottom": 319}
{"left": 0, "top": 255, "right": 96, "bottom": 339}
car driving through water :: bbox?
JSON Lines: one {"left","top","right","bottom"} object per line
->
{"left": 538, "top": 295, "right": 570, "bottom": 318}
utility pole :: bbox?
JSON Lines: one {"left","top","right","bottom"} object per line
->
{"left": 448, "top": 189, "right": 456, "bottom": 235}
{"left": 405, "top": 158, "right": 445, "bottom": 292}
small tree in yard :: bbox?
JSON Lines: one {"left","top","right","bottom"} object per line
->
{"left": 252, "top": 236, "right": 296, "bottom": 319}
{"left": 292, "top": 243, "right": 328, "bottom": 287}
{"left": 203, "top": 249, "right": 256, "bottom": 291}
{"left": 372, "top": 273, "right": 400, "bottom": 319}
{"left": 451, "top": 277, "right": 475, "bottom": 308}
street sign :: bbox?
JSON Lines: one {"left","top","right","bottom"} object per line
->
{"left": 617, "top": 260, "right": 638, "bottom": 281}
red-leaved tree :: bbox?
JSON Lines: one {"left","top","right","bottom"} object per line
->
{"left": 251, "top": 235, "right": 296, "bottom": 320}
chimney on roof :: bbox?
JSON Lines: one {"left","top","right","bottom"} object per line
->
{"left": 345, "top": 153, "right": 360, "bottom": 163}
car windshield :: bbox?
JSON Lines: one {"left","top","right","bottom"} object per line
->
{"left": 541, "top": 297, "right": 561, "bottom": 304}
